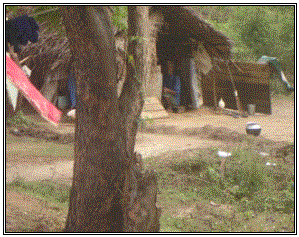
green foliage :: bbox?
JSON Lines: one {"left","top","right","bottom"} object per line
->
{"left": 156, "top": 146, "right": 293, "bottom": 211}
{"left": 144, "top": 145, "right": 294, "bottom": 232}
{"left": 6, "top": 110, "right": 34, "bottom": 128}
{"left": 6, "top": 5, "right": 129, "bottom": 36}
{"left": 192, "top": 148, "right": 294, "bottom": 214}
{"left": 137, "top": 116, "right": 154, "bottom": 130}
{"left": 5, "top": 5, "right": 19, "bottom": 15}
{"left": 6, "top": 5, "right": 64, "bottom": 36}
{"left": 33, "top": 6, "right": 62, "bottom": 35}
{"left": 111, "top": 6, "right": 128, "bottom": 31}
{"left": 194, "top": 6, "right": 294, "bottom": 75}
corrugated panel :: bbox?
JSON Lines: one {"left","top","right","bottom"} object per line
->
{"left": 201, "top": 61, "right": 272, "bottom": 115}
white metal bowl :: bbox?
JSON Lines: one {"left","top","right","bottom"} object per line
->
{"left": 246, "top": 122, "right": 261, "bottom": 136}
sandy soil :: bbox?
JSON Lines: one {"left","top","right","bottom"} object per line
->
{"left": 6, "top": 97, "right": 294, "bottom": 183}
{"left": 150, "top": 97, "right": 294, "bottom": 143}
{"left": 24, "top": 97, "right": 294, "bottom": 143}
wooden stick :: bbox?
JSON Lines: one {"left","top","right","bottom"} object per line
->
{"left": 226, "top": 60, "right": 243, "bottom": 115}
{"left": 219, "top": 157, "right": 227, "bottom": 178}
{"left": 19, "top": 56, "right": 31, "bottom": 65}
{"left": 213, "top": 76, "right": 217, "bottom": 110}
{"left": 230, "top": 60, "right": 244, "bottom": 73}
{"left": 29, "top": 7, "right": 59, "bottom": 17}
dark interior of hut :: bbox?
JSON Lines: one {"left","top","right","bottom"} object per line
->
{"left": 156, "top": 23, "right": 198, "bottom": 111}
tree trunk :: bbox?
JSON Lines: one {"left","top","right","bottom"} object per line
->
{"left": 61, "top": 6, "right": 127, "bottom": 232}
{"left": 61, "top": 6, "right": 160, "bottom": 232}
{"left": 118, "top": 6, "right": 150, "bottom": 159}
{"left": 118, "top": 6, "right": 161, "bottom": 232}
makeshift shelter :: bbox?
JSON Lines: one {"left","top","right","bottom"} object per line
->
{"left": 138, "top": 6, "right": 274, "bottom": 117}
{"left": 15, "top": 6, "right": 273, "bottom": 118}
{"left": 139, "top": 6, "right": 234, "bottom": 118}
{"left": 201, "top": 60, "right": 272, "bottom": 114}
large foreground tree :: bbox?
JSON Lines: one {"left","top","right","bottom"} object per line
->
{"left": 60, "top": 6, "right": 160, "bottom": 232}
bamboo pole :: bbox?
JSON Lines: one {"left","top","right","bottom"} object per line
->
{"left": 230, "top": 60, "right": 244, "bottom": 74}
{"left": 213, "top": 75, "right": 217, "bottom": 110}
{"left": 226, "top": 60, "right": 244, "bottom": 115}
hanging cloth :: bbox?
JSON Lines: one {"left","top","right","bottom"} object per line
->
{"left": 258, "top": 56, "right": 294, "bottom": 92}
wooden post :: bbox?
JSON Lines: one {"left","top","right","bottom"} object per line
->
{"left": 213, "top": 76, "right": 217, "bottom": 110}
{"left": 226, "top": 60, "right": 244, "bottom": 115}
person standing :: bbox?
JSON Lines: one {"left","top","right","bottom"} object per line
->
{"left": 162, "top": 60, "right": 181, "bottom": 113}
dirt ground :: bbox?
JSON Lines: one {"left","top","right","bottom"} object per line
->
{"left": 6, "top": 96, "right": 294, "bottom": 181}
{"left": 5, "top": 96, "right": 294, "bottom": 232}
{"left": 147, "top": 97, "right": 294, "bottom": 143}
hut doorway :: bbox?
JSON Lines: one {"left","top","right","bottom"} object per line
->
{"left": 156, "top": 26, "right": 200, "bottom": 112}
{"left": 160, "top": 58, "right": 194, "bottom": 111}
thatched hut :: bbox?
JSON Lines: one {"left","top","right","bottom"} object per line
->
{"left": 16, "top": 6, "right": 236, "bottom": 117}
{"left": 140, "top": 6, "right": 234, "bottom": 117}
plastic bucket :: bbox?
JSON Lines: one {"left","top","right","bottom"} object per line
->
{"left": 247, "top": 104, "right": 256, "bottom": 115}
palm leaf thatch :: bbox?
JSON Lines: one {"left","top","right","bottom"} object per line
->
{"left": 151, "top": 6, "right": 233, "bottom": 60}
{"left": 18, "top": 24, "right": 125, "bottom": 91}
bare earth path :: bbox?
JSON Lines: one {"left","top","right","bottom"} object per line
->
{"left": 6, "top": 132, "right": 226, "bottom": 183}
{"left": 150, "top": 97, "right": 294, "bottom": 143}
{"left": 33, "top": 97, "right": 294, "bottom": 143}
{"left": 6, "top": 97, "right": 294, "bottom": 183}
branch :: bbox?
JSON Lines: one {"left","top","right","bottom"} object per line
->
{"left": 29, "top": 7, "right": 59, "bottom": 17}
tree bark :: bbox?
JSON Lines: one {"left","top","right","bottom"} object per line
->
{"left": 61, "top": 6, "right": 160, "bottom": 232}
{"left": 118, "top": 7, "right": 161, "bottom": 232}
{"left": 61, "top": 6, "right": 126, "bottom": 232}
{"left": 119, "top": 6, "right": 149, "bottom": 158}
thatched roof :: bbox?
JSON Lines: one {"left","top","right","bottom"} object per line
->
{"left": 17, "top": 22, "right": 125, "bottom": 86}
{"left": 18, "top": 23, "right": 71, "bottom": 73}
{"left": 17, "top": 6, "right": 233, "bottom": 86}
{"left": 151, "top": 6, "right": 233, "bottom": 60}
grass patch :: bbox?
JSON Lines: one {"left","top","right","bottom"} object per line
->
{"left": 6, "top": 138, "right": 74, "bottom": 158}
{"left": 6, "top": 110, "right": 35, "bottom": 129}
{"left": 6, "top": 144, "right": 294, "bottom": 232}
{"left": 6, "top": 178, "right": 70, "bottom": 232}
{"left": 6, "top": 130, "right": 74, "bottom": 163}
{"left": 144, "top": 145, "right": 294, "bottom": 232}
{"left": 7, "top": 177, "right": 71, "bottom": 208}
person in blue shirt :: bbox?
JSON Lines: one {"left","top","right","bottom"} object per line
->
{"left": 162, "top": 60, "right": 181, "bottom": 113}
